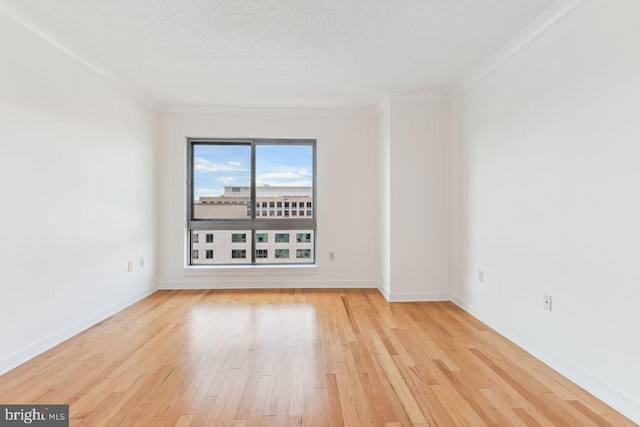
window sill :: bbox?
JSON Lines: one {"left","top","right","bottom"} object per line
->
{"left": 183, "top": 264, "right": 318, "bottom": 276}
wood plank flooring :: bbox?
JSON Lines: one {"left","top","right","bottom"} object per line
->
{"left": 0, "top": 289, "right": 635, "bottom": 426}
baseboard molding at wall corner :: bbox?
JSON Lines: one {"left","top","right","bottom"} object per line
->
{"left": 450, "top": 294, "right": 640, "bottom": 424}
{"left": 376, "top": 284, "right": 390, "bottom": 302}
{"left": 0, "top": 283, "right": 157, "bottom": 376}
{"left": 387, "top": 292, "right": 452, "bottom": 303}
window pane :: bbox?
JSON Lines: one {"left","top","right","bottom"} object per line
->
{"left": 256, "top": 249, "right": 268, "bottom": 259}
{"left": 275, "top": 233, "right": 290, "bottom": 243}
{"left": 193, "top": 144, "right": 251, "bottom": 219}
{"left": 255, "top": 145, "right": 313, "bottom": 220}
{"left": 232, "top": 249, "right": 246, "bottom": 259}
{"left": 191, "top": 230, "right": 251, "bottom": 265}
{"left": 296, "top": 249, "right": 311, "bottom": 259}
{"left": 231, "top": 233, "right": 246, "bottom": 243}
{"left": 255, "top": 230, "right": 314, "bottom": 264}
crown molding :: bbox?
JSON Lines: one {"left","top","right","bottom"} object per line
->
{"left": 159, "top": 104, "right": 377, "bottom": 118}
{"left": 0, "top": 3, "right": 159, "bottom": 110}
{"left": 450, "top": 0, "right": 586, "bottom": 100}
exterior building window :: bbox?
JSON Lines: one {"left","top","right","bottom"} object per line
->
{"left": 232, "top": 233, "right": 246, "bottom": 243}
{"left": 188, "top": 139, "right": 316, "bottom": 265}
{"left": 297, "top": 249, "right": 311, "bottom": 259}
{"left": 275, "top": 233, "right": 290, "bottom": 243}
{"left": 297, "top": 233, "right": 312, "bottom": 243}
{"left": 232, "top": 249, "right": 246, "bottom": 259}
{"left": 256, "top": 249, "right": 268, "bottom": 259}
{"left": 275, "top": 249, "right": 289, "bottom": 258}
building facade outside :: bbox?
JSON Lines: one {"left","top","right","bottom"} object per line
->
{"left": 191, "top": 186, "right": 314, "bottom": 264}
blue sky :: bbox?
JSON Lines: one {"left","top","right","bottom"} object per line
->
{"left": 194, "top": 144, "right": 313, "bottom": 199}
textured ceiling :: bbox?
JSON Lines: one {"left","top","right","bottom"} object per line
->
{"left": 3, "top": 0, "right": 558, "bottom": 107}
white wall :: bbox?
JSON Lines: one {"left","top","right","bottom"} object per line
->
{"left": 379, "top": 96, "right": 451, "bottom": 302}
{"left": 158, "top": 109, "right": 379, "bottom": 288}
{"left": 451, "top": 0, "right": 640, "bottom": 421}
{"left": 0, "top": 11, "right": 158, "bottom": 373}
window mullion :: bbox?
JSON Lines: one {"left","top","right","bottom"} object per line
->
{"left": 251, "top": 141, "right": 256, "bottom": 262}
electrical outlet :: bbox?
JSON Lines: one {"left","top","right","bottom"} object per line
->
{"left": 478, "top": 270, "right": 484, "bottom": 283}
{"left": 544, "top": 294, "right": 552, "bottom": 311}
{"left": 329, "top": 252, "right": 335, "bottom": 261}
{"left": 127, "top": 261, "right": 133, "bottom": 272}
{"left": 140, "top": 257, "right": 145, "bottom": 267}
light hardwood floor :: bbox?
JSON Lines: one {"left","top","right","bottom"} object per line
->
{"left": 0, "top": 289, "right": 634, "bottom": 426}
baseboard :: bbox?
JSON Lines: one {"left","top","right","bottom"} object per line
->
{"left": 450, "top": 293, "right": 640, "bottom": 424}
{"left": 387, "top": 291, "right": 452, "bottom": 303}
{"left": 377, "top": 284, "right": 391, "bottom": 301}
{"left": 0, "top": 283, "right": 158, "bottom": 376}
{"left": 158, "top": 280, "right": 379, "bottom": 290}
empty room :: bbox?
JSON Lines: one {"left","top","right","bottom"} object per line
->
{"left": 1, "top": 0, "right": 639, "bottom": 425}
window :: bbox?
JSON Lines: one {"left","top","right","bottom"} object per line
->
{"left": 256, "top": 249, "right": 268, "bottom": 259}
{"left": 188, "top": 139, "right": 315, "bottom": 265}
{"left": 275, "top": 249, "right": 289, "bottom": 259}
{"left": 231, "top": 249, "right": 246, "bottom": 259}
{"left": 232, "top": 233, "right": 246, "bottom": 243}
{"left": 297, "top": 249, "right": 311, "bottom": 259}
{"left": 206, "top": 249, "right": 213, "bottom": 259}
{"left": 193, "top": 250, "right": 199, "bottom": 259}
{"left": 297, "top": 233, "right": 311, "bottom": 243}
{"left": 275, "top": 233, "right": 290, "bottom": 243}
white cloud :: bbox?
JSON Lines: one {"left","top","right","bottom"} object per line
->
{"left": 257, "top": 168, "right": 312, "bottom": 181}
{"left": 194, "top": 157, "right": 247, "bottom": 172}
{"left": 217, "top": 177, "right": 235, "bottom": 183}
{"left": 257, "top": 179, "right": 312, "bottom": 187}
{"left": 259, "top": 172, "right": 301, "bottom": 180}
{"left": 196, "top": 188, "right": 221, "bottom": 196}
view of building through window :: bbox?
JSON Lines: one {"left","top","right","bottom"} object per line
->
{"left": 189, "top": 139, "right": 315, "bottom": 265}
